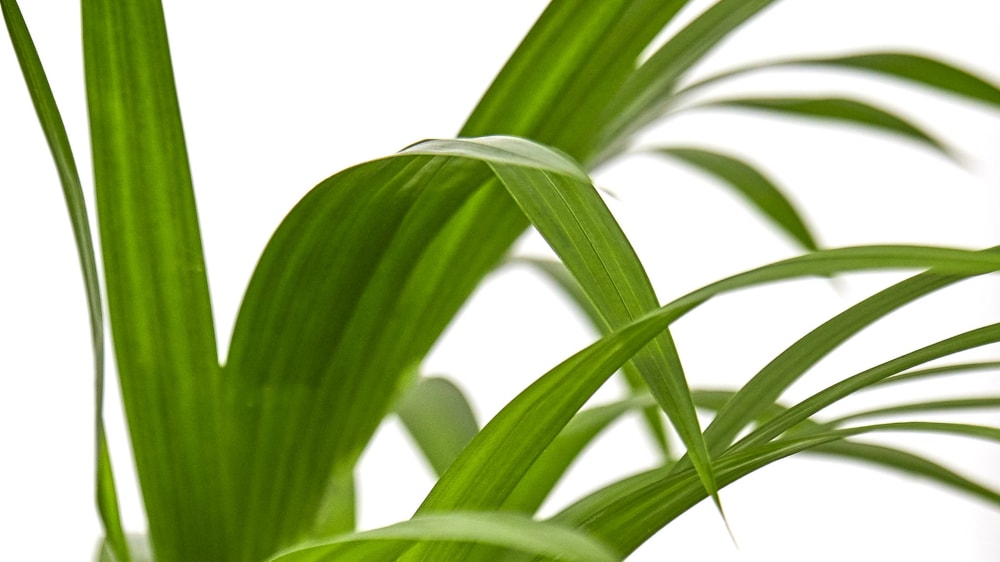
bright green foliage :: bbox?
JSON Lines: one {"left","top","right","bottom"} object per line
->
{"left": 4, "top": 1, "right": 1000, "bottom": 561}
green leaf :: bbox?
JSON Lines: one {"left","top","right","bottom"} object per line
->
{"left": 872, "top": 361, "right": 1000, "bottom": 388}
{"left": 81, "top": 0, "right": 228, "bottom": 559}
{"left": 308, "top": 466, "right": 356, "bottom": 539}
{"left": 461, "top": 0, "right": 691, "bottom": 164}
{"left": 408, "top": 244, "right": 1000, "bottom": 560}
{"left": 415, "top": 138, "right": 723, "bottom": 523}
{"left": 503, "top": 395, "right": 657, "bottom": 515}
{"left": 222, "top": 135, "right": 613, "bottom": 560}
{"left": 826, "top": 397, "right": 1000, "bottom": 426}
{"left": 396, "top": 377, "right": 480, "bottom": 477}
{"left": 549, "top": 420, "right": 1000, "bottom": 556}
{"left": 1, "top": 1, "right": 128, "bottom": 559}
{"left": 697, "top": 256, "right": 997, "bottom": 459}
{"left": 680, "top": 52, "right": 1000, "bottom": 110}
{"left": 595, "top": 0, "right": 779, "bottom": 162}
{"left": 268, "top": 512, "right": 621, "bottom": 562}
{"left": 511, "top": 257, "right": 671, "bottom": 457}
{"left": 689, "top": 97, "right": 952, "bottom": 158}
{"left": 729, "top": 323, "right": 1000, "bottom": 452}
{"left": 652, "top": 147, "right": 819, "bottom": 251}
{"left": 811, "top": 440, "right": 1000, "bottom": 505}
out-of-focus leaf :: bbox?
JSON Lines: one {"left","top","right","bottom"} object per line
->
{"left": 308, "top": 467, "right": 356, "bottom": 539}
{"left": 679, "top": 52, "right": 1000, "bottom": 110}
{"left": 826, "top": 397, "right": 1000, "bottom": 426}
{"left": 396, "top": 377, "right": 480, "bottom": 477}
{"left": 811, "top": 440, "right": 1000, "bottom": 504}
{"left": 653, "top": 146, "right": 818, "bottom": 251}
{"left": 462, "top": 0, "right": 691, "bottom": 164}
{"left": 268, "top": 512, "right": 621, "bottom": 562}
{"left": 2, "top": 0, "right": 128, "bottom": 559}
{"left": 689, "top": 97, "right": 953, "bottom": 158}
{"left": 873, "top": 361, "right": 1000, "bottom": 388}
{"left": 595, "top": 0, "right": 779, "bottom": 162}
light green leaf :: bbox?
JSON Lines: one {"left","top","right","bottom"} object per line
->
{"left": 396, "top": 377, "right": 480, "bottom": 477}
{"left": 268, "top": 512, "right": 621, "bottom": 562}
{"left": 309, "top": 466, "right": 356, "bottom": 539}
{"left": 653, "top": 146, "right": 818, "bottom": 251}
{"left": 2, "top": 1, "right": 127, "bottom": 559}
{"left": 82, "top": 0, "right": 228, "bottom": 559}
{"left": 689, "top": 97, "right": 952, "bottom": 158}
{"left": 811, "top": 440, "right": 1000, "bottom": 505}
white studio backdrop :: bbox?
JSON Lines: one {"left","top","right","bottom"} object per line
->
{"left": 2, "top": 1, "right": 999, "bottom": 560}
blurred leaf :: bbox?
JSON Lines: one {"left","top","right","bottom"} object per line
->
{"left": 396, "top": 377, "right": 480, "bottom": 477}
{"left": 309, "top": 467, "right": 356, "bottom": 539}
{"left": 653, "top": 147, "right": 819, "bottom": 251}
{"left": 690, "top": 97, "right": 953, "bottom": 158}
{"left": 873, "top": 361, "right": 1000, "bottom": 388}
{"left": 461, "top": 0, "right": 691, "bottom": 164}
{"left": 595, "top": 0, "right": 779, "bottom": 162}
{"left": 680, "top": 52, "right": 1000, "bottom": 110}
{"left": 268, "top": 512, "right": 620, "bottom": 562}
{"left": 812, "top": 440, "right": 1000, "bottom": 504}
{"left": 2, "top": 0, "right": 128, "bottom": 559}
{"left": 827, "top": 397, "right": 1000, "bottom": 426}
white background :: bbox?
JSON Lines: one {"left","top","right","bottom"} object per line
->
{"left": 2, "top": 1, "right": 1000, "bottom": 560}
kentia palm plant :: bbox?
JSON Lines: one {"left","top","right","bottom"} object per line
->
{"left": 3, "top": 0, "right": 1000, "bottom": 561}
